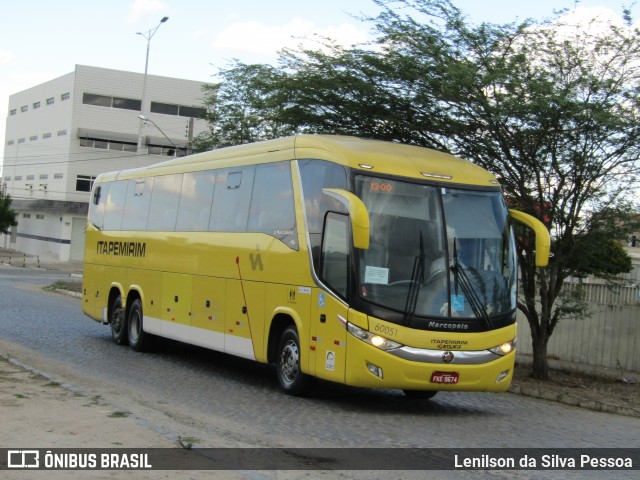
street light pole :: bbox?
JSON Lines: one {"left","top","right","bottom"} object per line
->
{"left": 136, "top": 16, "right": 169, "bottom": 154}
{"left": 138, "top": 115, "right": 177, "bottom": 153}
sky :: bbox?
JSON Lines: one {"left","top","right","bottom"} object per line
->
{"left": 2, "top": 0, "right": 639, "bottom": 163}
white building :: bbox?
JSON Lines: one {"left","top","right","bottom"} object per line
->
{"left": 1, "top": 65, "right": 210, "bottom": 261}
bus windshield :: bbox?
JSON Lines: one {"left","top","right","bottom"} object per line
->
{"left": 354, "top": 176, "right": 517, "bottom": 323}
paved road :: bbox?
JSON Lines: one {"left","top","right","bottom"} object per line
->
{"left": 0, "top": 265, "right": 638, "bottom": 479}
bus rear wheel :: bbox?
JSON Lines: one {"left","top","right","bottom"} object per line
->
{"left": 127, "top": 298, "right": 154, "bottom": 352}
{"left": 110, "top": 294, "right": 128, "bottom": 345}
{"left": 276, "top": 325, "right": 313, "bottom": 396}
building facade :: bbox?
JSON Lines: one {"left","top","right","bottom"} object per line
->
{"left": 2, "top": 65, "right": 210, "bottom": 261}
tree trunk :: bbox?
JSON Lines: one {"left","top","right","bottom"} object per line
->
{"left": 530, "top": 328, "right": 549, "bottom": 380}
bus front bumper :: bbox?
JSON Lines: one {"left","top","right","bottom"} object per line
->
{"left": 344, "top": 336, "right": 515, "bottom": 392}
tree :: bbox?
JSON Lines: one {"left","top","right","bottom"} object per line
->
{"left": 0, "top": 188, "right": 18, "bottom": 235}
{"left": 198, "top": 0, "right": 640, "bottom": 379}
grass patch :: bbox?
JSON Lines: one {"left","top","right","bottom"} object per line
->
{"left": 107, "top": 411, "right": 131, "bottom": 418}
{"left": 43, "top": 281, "right": 82, "bottom": 293}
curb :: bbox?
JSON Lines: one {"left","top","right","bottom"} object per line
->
{"left": 509, "top": 383, "right": 640, "bottom": 418}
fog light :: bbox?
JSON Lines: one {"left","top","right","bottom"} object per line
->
{"left": 496, "top": 369, "right": 510, "bottom": 383}
{"left": 367, "top": 363, "right": 384, "bottom": 379}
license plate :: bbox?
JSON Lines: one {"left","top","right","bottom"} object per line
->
{"left": 431, "top": 371, "right": 459, "bottom": 384}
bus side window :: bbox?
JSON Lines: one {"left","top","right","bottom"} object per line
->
{"left": 122, "top": 178, "right": 154, "bottom": 231}
{"left": 146, "top": 174, "right": 183, "bottom": 231}
{"left": 299, "top": 159, "right": 348, "bottom": 273}
{"left": 248, "top": 161, "right": 297, "bottom": 248}
{"left": 102, "top": 181, "right": 128, "bottom": 231}
{"left": 176, "top": 170, "right": 216, "bottom": 231}
{"left": 89, "top": 183, "right": 109, "bottom": 230}
{"left": 209, "top": 166, "right": 255, "bottom": 232}
{"left": 320, "top": 213, "right": 350, "bottom": 299}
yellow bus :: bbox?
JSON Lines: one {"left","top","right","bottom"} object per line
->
{"left": 82, "top": 135, "right": 549, "bottom": 397}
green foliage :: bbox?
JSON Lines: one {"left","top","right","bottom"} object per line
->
{"left": 0, "top": 190, "right": 18, "bottom": 235}
{"left": 199, "top": 0, "right": 640, "bottom": 378}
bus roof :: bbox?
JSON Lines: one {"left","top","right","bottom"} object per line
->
{"left": 100, "top": 135, "right": 499, "bottom": 187}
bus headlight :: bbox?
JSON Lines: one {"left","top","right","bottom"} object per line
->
{"left": 489, "top": 339, "right": 516, "bottom": 356}
{"left": 346, "top": 323, "right": 402, "bottom": 351}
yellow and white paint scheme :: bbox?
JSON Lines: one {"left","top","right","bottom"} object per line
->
{"left": 82, "top": 135, "right": 549, "bottom": 395}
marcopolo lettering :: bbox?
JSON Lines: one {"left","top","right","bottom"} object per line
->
{"left": 97, "top": 241, "right": 146, "bottom": 258}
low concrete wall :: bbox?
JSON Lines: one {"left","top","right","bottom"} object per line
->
{"left": 517, "top": 302, "right": 640, "bottom": 373}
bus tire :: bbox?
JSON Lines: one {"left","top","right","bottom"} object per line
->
{"left": 403, "top": 389, "right": 438, "bottom": 399}
{"left": 127, "top": 298, "right": 154, "bottom": 352}
{"left": 110, "top": 294, "right": 128, "bottom": 345}
{"left": 276, "top": 325, "right": 313, "bottom": 396}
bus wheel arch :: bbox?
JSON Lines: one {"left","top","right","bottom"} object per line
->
{"left": 108, "top": 287, "right": 127, "bottom": 345}
{"left": 269, "top": 314, "right": 314, "bottom": 396}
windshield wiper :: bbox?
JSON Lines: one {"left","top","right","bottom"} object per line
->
{"left": 450, "top": 239, "right": 492, "bottom": 327}
{"left": 403, "top": 231, "right": 425, "bottom": 326}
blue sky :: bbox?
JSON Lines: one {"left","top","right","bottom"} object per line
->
{"left": 1, "top": 0, "right": 638, "bottom": 161}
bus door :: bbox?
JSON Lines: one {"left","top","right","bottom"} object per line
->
{"left": 312, "top": 211, "right": 352, "bottom": 384}
{"left": 311, "top": 289, "right": 348, "bottom": 384}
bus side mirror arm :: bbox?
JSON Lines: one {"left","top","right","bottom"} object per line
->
{"left": 322, "top": 188, "right": 370, "bottom": 250}
{"left": 509, "top": 209, "right": 551, "bottom": 268}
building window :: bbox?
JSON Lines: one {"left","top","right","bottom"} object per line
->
{"left": 33, "top": 101, "right": 41, "bottom": 109}
{"left": 36, "top": 214, "right": 45, "bottom": 220}
{"left": 39, "top": 174, "right": 48, "bottom": 180}
{"left": 57, "top": 130, "right": 67, "bottom": 136}
{"left": 46, "top": 97, "right": 54, "bottom": 105}
{"left": 18, "top": 138, "right": 25, "bottom": 144}
{"left": 4, "top": 176, "right": 10, "bottom": 181}
{"left": 151, "top": 102, "right": 179, "bottom": 115}
{"left": 76, "top": 175, "right": 96, "bottom": 192}
{"left": 83, "top": 93, "right": 111, "bottom": 107}
{"left": 10, "top": 109, "right": 16, "bottom": 115}
{"left": 80, "top": 136, "right": 136, "bottom": 152}
{"left": 30, "top": 135, "right": 38, "bottom": 141}
{"left": 43, "top": 133, "right": 52, "bottom": 139}
{"left": 179, "top": 105, "right": 206, "bottom": 118}
{"left": 7, "top": 140, "right": 14, "bottom": 145}
{"left": 112, "top": 97, "right": 141, "bottom": 111}
{"left": 54, "top": 173, "right": 63, "bottom": 179}
{"left": 26, "top": 175, "right": 35, "bottom": 180}
{"left": 21, "top": 105, "right": 28, "bottom": 112}
{"left": 61, "top": 92, "right": 70, "bottom": 101}
{"left": 150, "top": 102, "right": 206, "bottom": 118}
{"left": 15, "top": 175, "right": 22, "bottom": 181}
{"left": 83, "top": 93, "right": 141, "bottom": 111}
{"left": 23, "top": 213, "right": 31, "bottom": 219}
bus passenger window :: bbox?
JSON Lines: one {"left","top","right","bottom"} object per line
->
{"left": 209, "top": 166, "right": 255, "bottom": 232}
{"left": 176, "top": 170, "right": 216, "bottom": 231}
{"left": 122, "top": 178, "right": 153, "bottom": 231}
{"left": 146, "top": 174, "right": 183, "bottom": 231}
{"left": 102, "top": 181, "right": 128, "bottom": 231}
{"left": 248, "top": 162, "right": 297, "bottom": 248}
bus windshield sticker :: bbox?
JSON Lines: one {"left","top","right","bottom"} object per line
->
{"left": 451, "top": 294, "right": 465, "bottom": 312}
{"left": 365, "top": 266, "right": 389, "bottom": 285}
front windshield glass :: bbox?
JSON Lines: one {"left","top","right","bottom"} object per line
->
{"left": 355, "top": 176, "right": 517, "bottom": 321}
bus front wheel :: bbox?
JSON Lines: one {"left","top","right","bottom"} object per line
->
{"left": 110, "top": 294, "right": 128, "bottom": 345}
{"left": 276, "top": 326, "right": 313, "bottom": 396}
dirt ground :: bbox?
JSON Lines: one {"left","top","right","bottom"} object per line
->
{"left": 512, "top": 362, "right": 639, "bottom": 415}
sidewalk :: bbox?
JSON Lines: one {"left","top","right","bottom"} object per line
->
{"left": 0, "top": 248, "right": 83, "bottom": 275}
